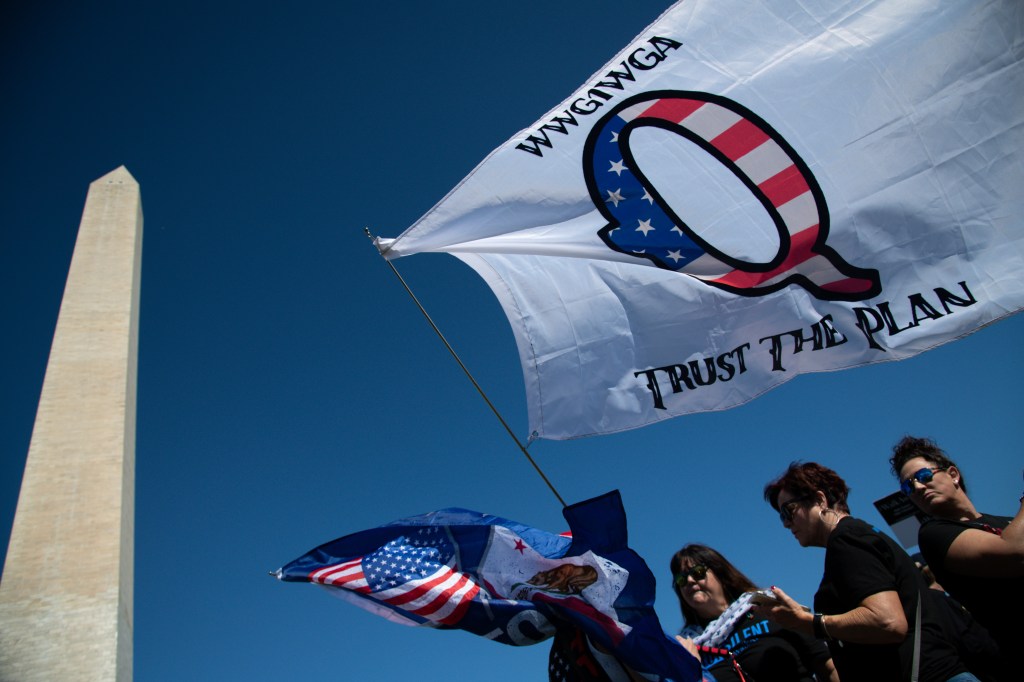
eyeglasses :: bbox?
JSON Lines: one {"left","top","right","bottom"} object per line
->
{"left": 778, "top": 493, "right": 815, "bottom": 524}
{"left": 900, "top": 467, "right": 948, "bottom": 496}
{"left": 673, "top": 564, "right": 709, "bottom": 588}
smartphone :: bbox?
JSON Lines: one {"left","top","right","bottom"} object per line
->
{"left": 748, "top": 589, "right": 780, "bottom": 605}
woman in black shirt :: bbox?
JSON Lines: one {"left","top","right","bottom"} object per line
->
{"left": 759, "top": 461, "right": 975, "bottom": 682}
{"left": 889, "top": 435, "right": 1022, "bottom": 679}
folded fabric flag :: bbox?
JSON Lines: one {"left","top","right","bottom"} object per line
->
{"left": 276, "top": 491, "right": 700, "bottom": 681}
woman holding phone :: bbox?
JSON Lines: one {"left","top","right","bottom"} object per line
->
{"left": 670, "top": 543, "right": 837, "bottom": 682}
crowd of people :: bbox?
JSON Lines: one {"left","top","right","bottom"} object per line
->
{"left": 666, "top": 436, "right": 1021, "bottom": 682}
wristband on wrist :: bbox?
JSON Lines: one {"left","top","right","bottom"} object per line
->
{"left": 812, "top": 613, "right": 826, "bottom": 639}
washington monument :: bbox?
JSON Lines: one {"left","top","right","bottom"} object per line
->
{"left": 0, "top": 167, "right": 142, "bottom": 681}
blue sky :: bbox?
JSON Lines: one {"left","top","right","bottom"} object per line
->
{"left": 2, "top": 1, "right": 1021, "bottom": 680}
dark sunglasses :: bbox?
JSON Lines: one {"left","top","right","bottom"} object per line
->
{"left": 778, "top": 493, "right": 815, "bottom": 524}
{"left": 900, "top": 467, "right": 948, "bottom": 496}
{"left": 673, "top": 564, "right": 709, "bottom": 588}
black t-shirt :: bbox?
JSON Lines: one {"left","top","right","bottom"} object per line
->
{"left": 699, "top": 612, "right": 830, "bottom": 682}
{"left": 922, "top": 588, "right": 1004, "bottom": 682}
{"left": 918, "top": 512, "right": 1020, "bottom": 657}
{"left": 814, "top": 517, "right": 966, "bottom": 682}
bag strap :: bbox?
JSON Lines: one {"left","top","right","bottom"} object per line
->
{"left": 911, "top": 591, "right": 922, "bottom": 682}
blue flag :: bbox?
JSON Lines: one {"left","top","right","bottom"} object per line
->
{"left": 276, "top": 491, "right": 700, "bottom": 681}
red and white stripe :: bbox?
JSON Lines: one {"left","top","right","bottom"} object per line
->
{"left": 619, "top": 96, "right": 872, "bottom": 295}
{"left": 374, "top": 565, "right": 480, "bottom": 625}
{"left": 309, "top": 559, "right": 479, "bottom": 626}
{"left": 310, "top": 558, "right": 370, "bottom": 593}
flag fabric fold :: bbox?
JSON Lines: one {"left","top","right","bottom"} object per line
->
{"left": 276, "top": 491, "right": 701, "bottom": 681}
{"left": 377, "top": 0, "right": 1024, "bottom": 440}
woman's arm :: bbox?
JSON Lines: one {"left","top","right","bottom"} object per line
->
{"left": 813, "top": 656, "right": 840, "bottom": 682}
{"left": 941, "top": 499, "right": 1024, "bottom": 577}
{"left": 754, "top": 586, "right": 907, "bottom": 644}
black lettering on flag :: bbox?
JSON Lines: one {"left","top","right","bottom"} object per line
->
{"left": 634, "top": 343, "right": 750, "bottom": 410}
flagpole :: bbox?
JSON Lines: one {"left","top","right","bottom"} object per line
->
{"left": 366, "top": 229, "right": 567, "bottom": 508}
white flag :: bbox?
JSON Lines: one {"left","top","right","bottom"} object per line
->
{"left": 377, "top": 0, "right": 1024, "bottom": 440}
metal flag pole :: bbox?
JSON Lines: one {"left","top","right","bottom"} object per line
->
{"left": 366, "top": 228, "right": 567, "bottom": 508}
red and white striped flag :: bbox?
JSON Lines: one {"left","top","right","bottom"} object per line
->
{"left": 308, "top": 530, "right": 480, "bottom": 626}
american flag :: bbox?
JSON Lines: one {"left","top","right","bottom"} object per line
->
{"left": 308, "top": 526, "right": 480, "bottom": 626}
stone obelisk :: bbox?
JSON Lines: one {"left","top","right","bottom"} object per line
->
{"left": 0, "top": 167, "right": 142, "bottom": 681}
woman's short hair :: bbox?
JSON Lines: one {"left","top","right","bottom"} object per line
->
{"left": 669, "top": 544, "right": 759, "bottom": 627}
{"left": 762, "top": 461, "right": 851, "bottom": 514}
{"left": 889, "top": 436, "right": 966, "bottom": 493}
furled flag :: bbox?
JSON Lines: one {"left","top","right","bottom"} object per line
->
{"left": 374, "top": 0, "right": 1024, "bottom": 440}
{"left": 275, "top": 491, "right": 701, "bottom": 681}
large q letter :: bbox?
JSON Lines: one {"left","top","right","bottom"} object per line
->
{"left": 584, "top": 91, "right": 880, "bottom": 301}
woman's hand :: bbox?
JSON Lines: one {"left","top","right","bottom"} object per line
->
{"left": 674, "top": 635, "right": 700, "bottom": 660}
{"left": 750, "top": 586, "right": 813, "bottom": 634}
{"left": 755, "top": 587, "right": 908, "bottom": 644}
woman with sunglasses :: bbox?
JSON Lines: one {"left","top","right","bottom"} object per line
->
{"left": 670, "top": 543, "right": 837, "bottom": 682}
{"left": 759, "top": 462, "right": 977, "bottom": 682}
{"left": 889, "top": 436, "right": 1023, "bottom": 677}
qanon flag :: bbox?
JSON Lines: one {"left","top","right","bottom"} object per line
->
{"left": 375, "top": 0, "right": 1024, "bottom": 440}
{"left": 275, "top": 491, "right": 701, "bottom": 681}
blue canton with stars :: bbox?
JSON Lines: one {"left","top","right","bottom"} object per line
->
{"left": 363, "top": 527, "right": 454, "bottom": 592}
{"left": 589, "top": 112, "right": 707, "bottom": 270}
